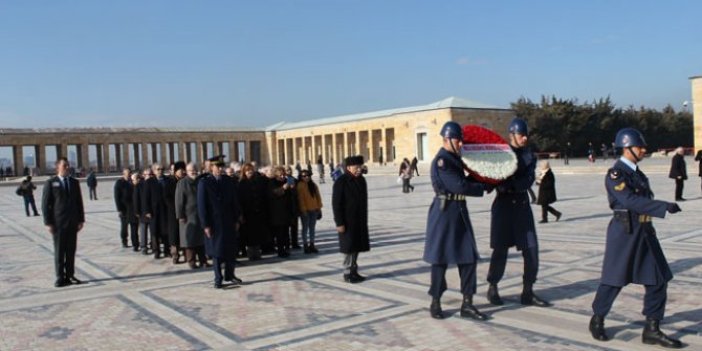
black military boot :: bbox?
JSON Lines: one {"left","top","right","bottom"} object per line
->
{"left": 460, "top": 295, "right": 488, "bottom": 321}
{"left": 430, "top": 298, "right": 444, "bottom": 319}
{"left": 487, "top": 284, "right": 504, "bottom": 305}
{"left": 642, "top": 318, "right": 682, "bottom": 348}
{"left": 351, "top": 270, "right": 366, "bottom": 282}
{"left": 589, "top": 315, "right": 609, "bottom": 341}
{"left": 521, "top": 284, "right": 552, "bottom": 307}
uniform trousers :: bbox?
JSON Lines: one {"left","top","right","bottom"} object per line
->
{"left": 212, "top": 257, "right": 235, "bottom": 284}
{"left": 342, "top": 252, "right": 359, "bottom": 274}
{"left": 23, "top": 195, "right": 39, "bottom": 216}
{"left": 674, "top": 179, "right": 684, "bottom": 199}
{"left": 52, "top": 228, "right": 78, "bottom": 280}
{"left": 139, "top": 221, "right": 150, "bottom": 251}
{"left": 592, "top": 282, "right": 667, "bottom": 320}
{"left": 487, "top": 246, "right": 539, "bottom": 285}
{"left": 429, "top": 263, "right": 476, "bottom": 298}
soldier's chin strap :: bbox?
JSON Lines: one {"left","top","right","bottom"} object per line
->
{"left": 627, "top": 146, "right": 641, "bottom": 163}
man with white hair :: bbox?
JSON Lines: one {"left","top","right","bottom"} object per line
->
{"left": 668, "top": 147, "right": 687, "bottom": 201}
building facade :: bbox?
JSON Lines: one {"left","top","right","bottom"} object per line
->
{"left": 0, "top": 97, "right": 513, "bottom": 175}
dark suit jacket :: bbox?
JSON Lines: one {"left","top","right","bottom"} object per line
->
{"left": 42, "top": 176, "right": 85, "bottom": 230}
{"left": 669, "top": 153, "right": 687, "bottom": 180}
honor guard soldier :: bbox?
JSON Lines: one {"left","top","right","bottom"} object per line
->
{"left": 423, "top": 121, "right": 490, "bottom": 320}
{"left": 487, "top": 118, "right": 551, "bottom": 308}
{"left": 589, "top": 128, "right": 683, "bottom": 348}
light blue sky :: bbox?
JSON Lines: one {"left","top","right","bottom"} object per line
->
{"left": 0, "top": 0, "right": 700, "bottom": 129}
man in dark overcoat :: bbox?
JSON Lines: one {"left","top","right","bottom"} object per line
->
{"left": 164, "top": 161, "right": 185, "bottom": 263}
{"left": 114, "top": 168, "right": 136, "bottom": 249}
{"left": 42, "top": 157, "right": 85, "bottom": 288}
{"left": 134, "top": 169, "right": 151, "bottom": 254}
{"left": 588, "top": 128, "right": 683, "bottom": 348}
{"left": 176, "top": 162, "right": 207, "bottom": 269}
{"left": 423, "top": 121, "right": 490, "bottom": 321}
{"left": 198, "top": 157, "right": 243, "bottom": 288}
{"left": 668, "top": 147, "right": 687, "bottom": 201}
{"left": 487, "top": 118, "right": 551, "bottom": 307}
{"left": 144, "top": 163, "right": 170, "bottom": 259}
{"left": 332, "top": 155, "right": 370, "bottom": 283}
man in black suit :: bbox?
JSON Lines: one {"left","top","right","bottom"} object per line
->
{"left": 42, "top": 157, "right": 85, "bottom": 288}
{"left": 668, "top": 147, "right": 687, "bottom": 201}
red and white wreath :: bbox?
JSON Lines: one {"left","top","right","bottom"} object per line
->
{"left": 460, "top": 125, "right": 518, "bottom": 184}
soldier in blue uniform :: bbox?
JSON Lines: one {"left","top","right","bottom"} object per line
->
{"left": 423, "top": 121, "right": 491, "bottom": 320}
{"left": 486, "top": 118, "right": 551, "bottom": 307}
{"left": 589, "top": 128, "right": 683, "bottom": 349}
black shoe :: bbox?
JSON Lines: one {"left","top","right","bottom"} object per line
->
{"left": 642, "top": 318, "right": 683, "bottom": 349}
{"left": 556, "top": 212, "right": 562, "bottom": 221}
{"left": 278, "top": 251, "right": 290, "bottom": 258}
{"left": 142, "top": 249, "right": 149, "bottom": 255}
{"left": 227, "top": 275, "right": 243, "bottom": 284}
{"left": 589, "top": 315, "right": 609, "bottom": 341}
{"left": 676, "top": 198, "right": 686, "bottom": 202}
{"left": 430, "top": 298, "right": 444, "bottom": 319}
{"left": 133, "top": 246, "right": 140, "bottom": 252}
{"left": 520, "top": 290, "right": 551, "bottom": 307}
{"left": 538, "top": 219, "right": 548, "bottom": 223}
{"left": 122, "top": 243, "right": 128, "bottom": 248}
{"left": 67, "top": 277, "right": 82, "bottom": 285}
{"left": 487, "top": 284, "right": 504, "bottom": 305}
{"left": 292, "top": 244, "right": 301, "bottom": 250}
{"left": 351, "top": 271, "right": 366, "bottom": 282}
{"left": 343, "top": 274, "right": 363, "bottom": 283}
{"left": 460, "top": 295, "right": 488, "bottom": 321}
{"left": 54, "top": 278, "right": 68, "bottom": 288}
{"left": 309, "top": 244, "right": 319, "bottom": 254}
{"left": 34, "top": 213, "right": 40, "bottom": 216}
{"left": 303, "top": 245, "right": 311, "bottom": 254}
{"left": 214, "top": 282, "right": 223, "bottom": 289}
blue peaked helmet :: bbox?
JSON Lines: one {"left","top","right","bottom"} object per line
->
{"left": 508, "top": 117, "right": 528, "bottom": 135}
{"left": 614, "top": 128, "right": 647, "bottom": 148}
{"left": 439, "top": 121, "right": 463, "bottom": 140}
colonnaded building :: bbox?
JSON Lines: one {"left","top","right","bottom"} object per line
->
{"left": 0, "top": 97, "right": 517, "bottom": 175}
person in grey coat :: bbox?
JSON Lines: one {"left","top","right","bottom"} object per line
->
{"left": 176, "top": 162, "right": 207, "bottom": 269}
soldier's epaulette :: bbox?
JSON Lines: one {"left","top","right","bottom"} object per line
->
{"left": 608, "top": 168, "right": 621, "bottom": 180}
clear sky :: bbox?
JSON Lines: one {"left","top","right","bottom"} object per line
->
{"left": 0, "top": 0, "right": 700, "bottom": 129}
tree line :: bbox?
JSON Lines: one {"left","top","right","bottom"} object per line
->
{"left": 511, "top": 96, "right": 693, "bottom": 156}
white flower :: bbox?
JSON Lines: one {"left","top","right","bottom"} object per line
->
{"left": 461, "top": 144, "right": 518, "bottom": 180}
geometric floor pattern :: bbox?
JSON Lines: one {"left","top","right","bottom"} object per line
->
{"left": 0, "top": 158, "right": 700, "bottom": 350}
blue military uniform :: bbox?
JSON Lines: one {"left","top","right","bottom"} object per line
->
{"left": 487, "top": 145, "right": 540, "bottom": 285}
{"left": 424, "top": 146, "right": 486, "bottom": 298}
{"left": 592, "top": 158, "right": 672, "bottom": 320}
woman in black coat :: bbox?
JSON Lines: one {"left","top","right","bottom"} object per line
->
{"left": 268, "top": 166, "right": 294, "bottom": 258}
{"left": 536, "top": 160, "right": 562, "bottom": 223}
{"left": 238, "top": 163, "right": 270, "bottom": 260}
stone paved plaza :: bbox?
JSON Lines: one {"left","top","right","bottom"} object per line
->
{"left": 0, "top": 158, "right": 700, "bottom": 350}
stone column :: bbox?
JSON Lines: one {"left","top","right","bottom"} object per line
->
{"left": 80, "top": 143, "right": 89, "bottom": 170}
{"left": 141, "top": 143, "right": 150, "bottom": 168}
{"left": 229, "top": 141, "right": 236, "bottom": 164}
{"left": 59, "top": 143, "right": 68, "bottom": 160}
{"left": 367, "top": 130, "right": 375, "bottom": 164}
{"left": 36, "top": 144, "right": 45, "bottom": 175}
{"left": 102, "top": 143, "right": 110, "bottom": 173}
{"left": 160, "top": 142, "right": 168, "bottom": 165}
{"left": 12, "top": 145, "right": 23, "bottom": 176}
{"left": 95, "top": 144, "right": 103, "bottom": 173}
{"left": 178, "top": 142, "right": 186, "bottom": 163}
{"left": 381, "top": 128, "right": 387, "bottom": 164}
{"left": 197, "top": 142, "right": 205, "bottom": 165}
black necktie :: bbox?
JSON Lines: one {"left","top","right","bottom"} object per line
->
{"left": 63, "top": 178, "right": 69, "bottom": 194}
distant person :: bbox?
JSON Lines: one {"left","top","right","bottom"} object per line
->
{"left": 695, "top": 149, "right": 702, "bottom": 194}
{"left": 411, "top": 156, "right": 419, "bottom": 176}
{"left": 600, "top": 143, "right": 608, "bottom": 160}
{"left": 175, "top": 162, "right": 208, "bottom": 269}
{"left": 536, "top": 161, "right": 561, "bottom": 223}
{"left": 667, "top": 147, "right": 687, "bottom": 201}
{"left": 398, "top": 158, "right": 414, "bottom": 193}
{"left": 562, "top": 142, "right": 571, "bottom": 165}
{"left": 86, "top": 169, "right": 98, "bottom": 200}
{"left": 588, "top": 142, "right": 595, "bottom": 163}
{"left": 18, "top": 175, "right": 40, "bottom": 216}
{"left": 42, "top": 157, "right": 85, "bottom": 288}
{"left": 316, "top": 155, "right": 325, "bottom": 184}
